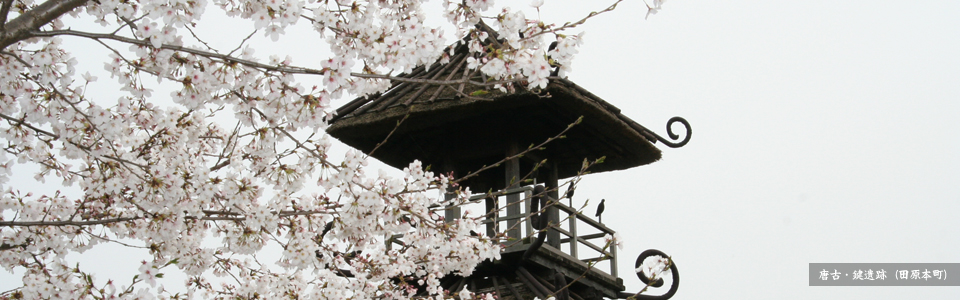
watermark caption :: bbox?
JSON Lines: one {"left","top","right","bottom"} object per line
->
{"left": 809, "top": 263, "right": 960, "bottom": 286}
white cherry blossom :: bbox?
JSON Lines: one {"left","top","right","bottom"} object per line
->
{"left": 0, "top": 0, "right": 652, "bottom": 298}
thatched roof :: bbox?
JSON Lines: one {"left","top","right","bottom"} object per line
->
{"left": 327, "top": 30, "right": 664, "bottom": 190}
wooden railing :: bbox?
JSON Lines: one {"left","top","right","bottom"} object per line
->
{"left": 385, "top": 185, "right": 619, "bottom": 277}
{"left": 468, "top": 185, "right": 619, "bottom": 278}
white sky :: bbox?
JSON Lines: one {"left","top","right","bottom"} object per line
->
{"left": 3, "top": 1, "right": 959, "bottom": 299}
{"left": 555, "top": 1, "right": 960, "bottom": 299}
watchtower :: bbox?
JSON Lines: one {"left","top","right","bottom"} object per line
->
{"left": 328, "top": 26, "right": 688, "bottom": 300}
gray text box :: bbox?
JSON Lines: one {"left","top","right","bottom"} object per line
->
{"left": 810, "top": 263, "right": 960, "bottom": 286}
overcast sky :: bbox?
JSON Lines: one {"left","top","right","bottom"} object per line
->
{"left": 554, "top": 1, "right": 960, "bottom": 299}
{"left": 4, "top": 1, "right": 959, "bottom": 299}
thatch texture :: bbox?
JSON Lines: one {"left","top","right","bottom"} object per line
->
{"left": 327, "top": 30, "right": 662, "bottom": 190}
{"left": 329, "top": 81, "right": 662, "bottom": 188}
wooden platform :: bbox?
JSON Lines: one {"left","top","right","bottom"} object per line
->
{"left": 443, "top": 239, "right": 623, "bottom": 300}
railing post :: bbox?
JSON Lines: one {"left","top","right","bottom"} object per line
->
{"left": 569, "top": 197, "right": 578, "bottom": 259}
{"left": 524, "top": 189, "right": 533, "bottom": 242}
{"left": 546, "top": 163, "right": 561, "bottom": 248}
{"left": 610, "top": 234, "right": 618, "bottom": 278}
{"left": 485, "top": 195, "right": 497, "bottom": 238}
{"left": 444, "top": 189, "right": 460, "bottom": 222}
{"left": 443, "top": 160, "right": 460, "bottom": 223}
{"left": 505, "top": 142, "right": 522, "bottom": 243}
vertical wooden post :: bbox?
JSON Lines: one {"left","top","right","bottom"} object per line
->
{"left": 546, "top": 162, "right": 561, "bottom": 248}
{"left": 568, "top": 197, "right": 578, "bottom": 258}
{"left": 444, "top": 191, "right": 459, "bottom": 222}
{"left": 443, "top": 159, "right": 460, "bottom": 223}
{"left": 485, "top": 195, "right": 497, "bottom": 237}
{"left": 524, "top": 189, "right": 533, "bottom": 242}
{"left": 505, "top": 142, "right": 522, "bottom": 246}
{"left": 610, "top": 239, "right": 618, "bottom": 278}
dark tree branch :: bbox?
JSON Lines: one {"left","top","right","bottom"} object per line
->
{"left": 0, "top": 50, "right": 28, "bottom": 65}
{"left": 0, "top": 0, "right": 14, "bottom": 30}
{"left": 0, "top": 217, "right": 141, "bottom": 227}
{"left": 0, "top": 242, "right": 27, "bottom": 251}
{"left": 366, "top": 111, "right": 409, "bottom": 157}
{"left": 0, "top": 0, "right": 90, "bottom": 50}
{"left": 0, "top": 111, "right": 58, "bottom": 138}
{"left": 0, "top": 209, "right": 335, "bottom": 227}
{"left": 452, "top": 116, "right": 583, "bottom": 185}
{"left": 30, "top": 29, "right": 327, "bottom": 74}
{"left": 28, "top": 29, "right": 530, "bottom": 88}
{"left": 350, "top": 72, "right": 522, "bottom": 87}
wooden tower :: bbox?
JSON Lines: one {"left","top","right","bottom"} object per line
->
{"left": 327, "top": 25, "right": 688, "bottom": 300}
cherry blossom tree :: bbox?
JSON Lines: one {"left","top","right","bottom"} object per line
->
{"left": 0, "top": 0, "right": 660, "bottom": 298}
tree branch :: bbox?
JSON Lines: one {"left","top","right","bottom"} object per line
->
{"left": 367, "top": 111, "right": 409, "bottom": 157}
{"left": 0, "top": 0, "right": 14, "bottom": 30}
{"left": 0, "top": 217, "right": 141, "bottom": 227}
{"left": 350, "top": 72, "right": 522, "bottom": 87}
{"left": 0, "top": 208, "right": 335, "bottom": 227}
{"left": 0, "top": 111, "right": 59, "bottom": 138}
{"left": 29, "top": 29, "right": 526, "bottom": 88}
{"left": 546, "top": 0, "right": 622, "bottom": 38}
{"left": 452, "top": 116, "right": 583, "bottom": 185}
{"left": 0, "top": 0, "right": 90, "bottom": 50}
{"left": 0, "top": 242, "right": 27, "bottom": 251}
{"left": 31, "top": 29, "right": 328, "bottom": 74}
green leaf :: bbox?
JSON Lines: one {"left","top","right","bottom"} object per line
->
{"left": 470, "top": 90, "right": 489, "bottom": 96}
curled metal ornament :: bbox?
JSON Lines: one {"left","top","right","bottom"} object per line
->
{"left": 618, "top": 249, "right": 680, "bottom": 300}
{"left": 653, "top": 117, "right": 691, "bottom": 148}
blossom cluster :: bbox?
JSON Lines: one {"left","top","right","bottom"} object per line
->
{"left": 0, "top": 0, "right": 622, "bottom": 298}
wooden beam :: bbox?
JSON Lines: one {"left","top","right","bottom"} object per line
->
{"left": 518, "top": 267, "right": 554, "bottom": 299}
{"left": 515, "top": 269, "right": 547, "bottom": 300}
{"left": 560, "top": 233, "right": 606, "bottom": 243}
{"left": 485, "top": 196, "right": 497, "bottom": 237}
{"left": 552, "top": 201, "right": 616, "bottom": 234}
{"left": 568, "top": 196, "right": 579, "bottom": 259}
{"left": 525, "top": 189, "right": 534, "bottom": 242}
{"left": 546, "top": 163, "right": 561, "bottom": 248}
{"left": 505, "top": 141, "right": 522, "bottom": 244}
{"left": 443, "top": 157, "right": 460, "bottom": 222}
{"left": 520, "top": 244, "right": 624, "bottom": 298}
{"left": 491, "top": 276, "right": 504, "bottom": 299}
{"left": 610, "top": 239, "right": 619, "bottom": 278}
{"left": 499, "top": 276, "right": 525, "bottom": 300}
